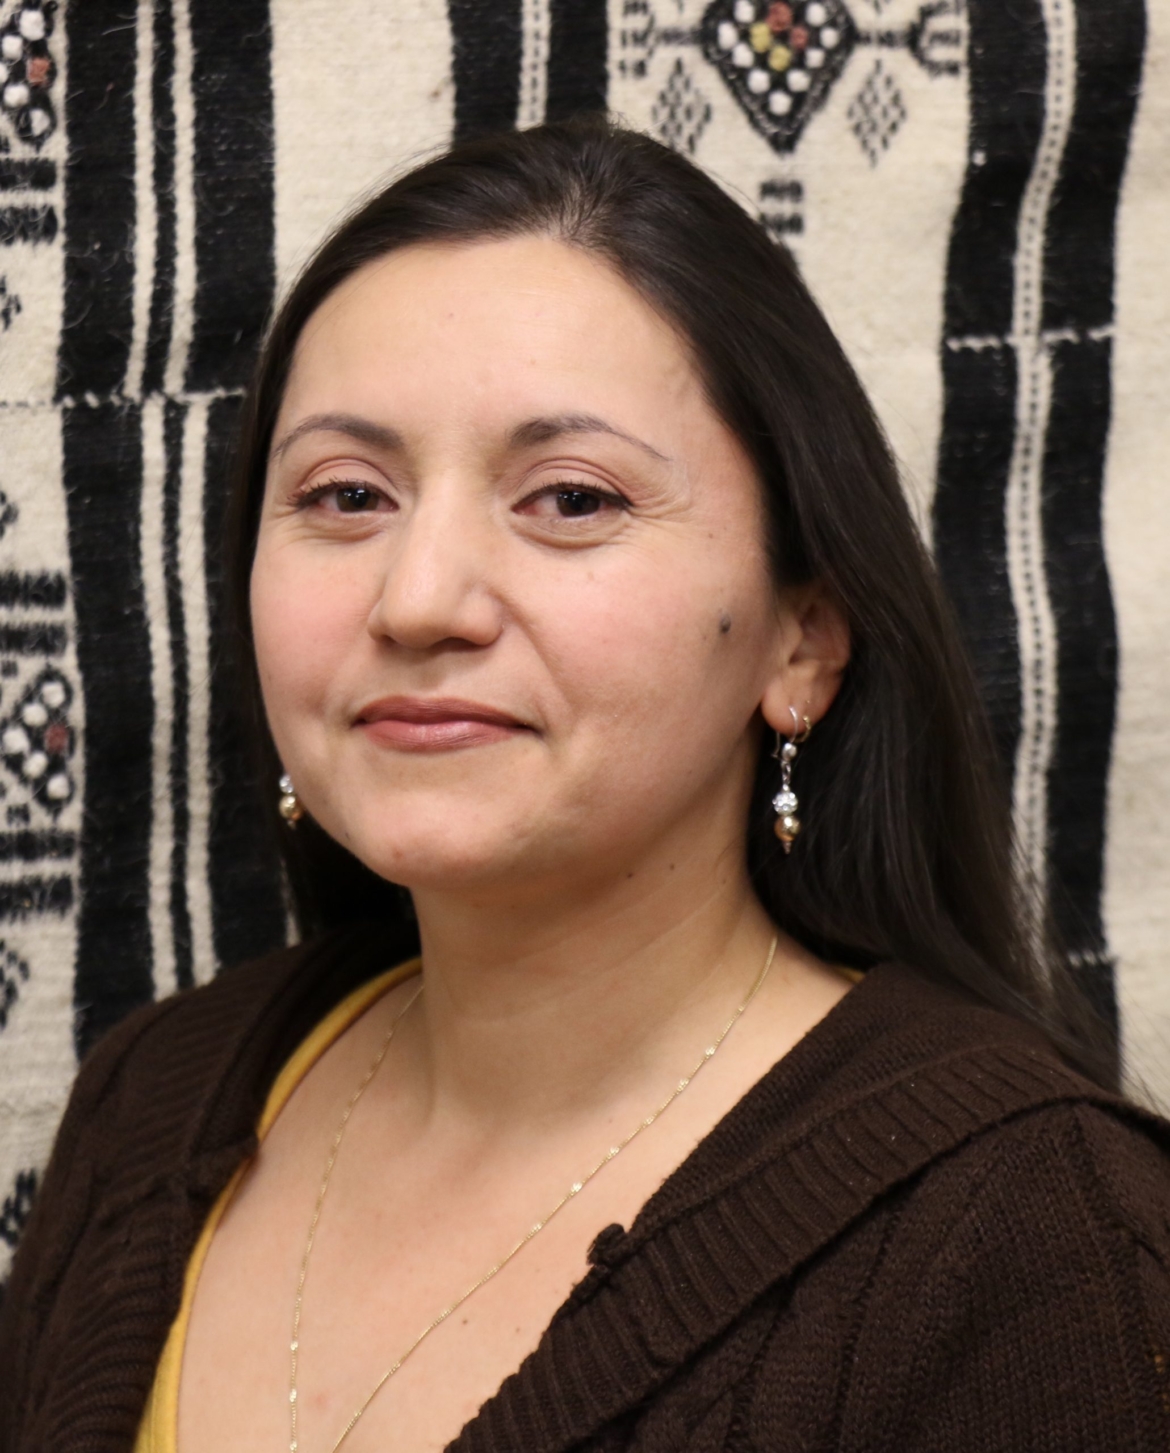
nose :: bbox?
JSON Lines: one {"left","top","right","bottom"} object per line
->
{"left": 366, "top": 479, "right": 505, "bottom": 653}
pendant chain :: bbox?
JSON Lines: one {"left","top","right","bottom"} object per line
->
{"left": 288, "top": 933, "right": 779, "bottom": 1453}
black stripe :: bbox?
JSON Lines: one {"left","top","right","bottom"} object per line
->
{"left": 203, "top": 397, "right": 286, "bottom": 969}
{"left": 546, "top": 0, "right": 608, "bottom": 121}
{"left": 163, "top": 400, "right": 194, "bottom": 990}
{"left": 1037, "top": 0, "right": 1145, "bottom": 1033}
{"left": 448, "top": 0, "right": 523, "bottom": 142}
{"left": 62, "top": 403, "right": 154, "bottom": 1055}
{"left": 0, "top": 623, "right": 66, "bottom": 655}
{"left": 934, "top": 347, "right": 1021, "bottom": 776}
{"left": 0, "top": 205, "right": 56, "bottom": 245}
{"left": 185, "top": 0, "right": 275, "bottom": 393}
{"left": 0, "top": 572, "right": 67, "bottom": 608}
{"left": 932, "top": 0, "right": 1047, "bottom": 776}
{"left": 142, "top": 0, "right": 177, "bottom": 399}
{"left": 1041, "top": 338, "right": 1118, "bottom": 1030}
{"left": 1043, "top": 1, "right": 1146, "bottom": 334}
{"left": 0, "top": 159, "right": 56, "bottom": 190}
{"left": 0, "top": 831, "right": 76, "bottom": 862}
{"left": 56, "top": 3, "right": 137, "bottom": 399}
{"left": 0, "top": 876, "right": 73, "bottom": 921}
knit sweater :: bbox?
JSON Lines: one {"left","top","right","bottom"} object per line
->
{"left": 2, "top": 925, "right": 1169, "bottom": 1452}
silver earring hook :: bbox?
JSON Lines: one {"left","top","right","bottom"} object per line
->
{"left": 789, "top": 705, "right": 812, "bottom": 744}
{"left": 771, "top": 708, "right": 812, "bottom": 758}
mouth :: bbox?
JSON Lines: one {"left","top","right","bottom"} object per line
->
{"left": 353, "top": 696, "right": 533, "bottom": 752}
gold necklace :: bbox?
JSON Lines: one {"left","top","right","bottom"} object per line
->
{"left": 288, "top": 933, "right": 779, "bottom": 1453}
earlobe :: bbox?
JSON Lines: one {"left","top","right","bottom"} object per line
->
{"left": 759, "top": 583, "right": 850, "bottom": 734}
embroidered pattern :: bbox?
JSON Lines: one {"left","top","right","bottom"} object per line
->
{"left": 0, "top": 2, "right": 57, "bottom": 148}
{"left": 0, "top": 1166, "right": 37, "bottom": 1248}
{"left": 759, "top": 175, "right": 804, "bottom": 236}
{"left": 848, "top": 58, "right": 907, "bottom": 164}
{"left": 0, "top": 938, "right": 28, "bottom": 1029}
{"left": 0, "top": 665, "right": 75, "bottom": 814}
{"left": 700, "top": 0, "right": 859, "bottom": 152}
{"left": 652, "top": 57, "right": 714, "bottom": 153}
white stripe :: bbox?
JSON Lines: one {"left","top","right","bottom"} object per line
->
{"left": 1100, "top": 4, "right": 1170, "bottom": 1108}
{"left": 125, "top": 0, "right": 157, "bottom": 401}
{"left": 139, "top": 396, "right": 178, "bottom": 998}
{"left": 179, "top": 398, "right": 216, "bottom": 984}
{"left": 165, "top": 0, "right": 212, "bottom": 980}
{"left": 518, "top": 0, "right": 550, "bottom": 129}
{"left": 945, "top": 324, "right": 1115, "bottom": 353}
{"left": 165, "top": 0, "right": 196, "bottom": 398}
{"left": 1004, "top": 0, "right": 1077, "bottom": 920}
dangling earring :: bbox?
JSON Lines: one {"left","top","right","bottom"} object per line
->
{"left": 278, "top": 772, "right": 304, "bottom": 825}
{"left": 771, "top": 707, "right": 811, "bottom": 854}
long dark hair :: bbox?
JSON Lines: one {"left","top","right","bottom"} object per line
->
{"left": 225, "top": 116, "right": 1116, "bottom": 1088}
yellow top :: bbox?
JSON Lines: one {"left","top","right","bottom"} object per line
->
{"left": 133, "top": 958, "right": 421, "bottom": 1453}
{"left": 133, "top": 953, "right": 863, "bottom": 1451}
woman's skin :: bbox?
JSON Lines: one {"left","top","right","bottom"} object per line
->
{"left": 178, "top": 234, "right": 852, "bottom": 1452}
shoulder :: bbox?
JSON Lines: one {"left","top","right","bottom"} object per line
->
{"left": 64, "top": 931, "right": 331, "bottom": 1131}
{"left": 8, "top": 922, "right": 409, "bottom": 1254}
{"left": 838, "top": 1098, "right": 1170, "bottom": 1450}
{"left": 818, "top": 964, "right": 1170, "bottom": 1331}
{"left": 0, "top": 924, "right": 409, "bottom": 1345}
{"left": 890, "top": 1094, "right": 1170, "bottom": 1278}
{"left": 67, "top": 921, "right": 409, "bottom": 1129}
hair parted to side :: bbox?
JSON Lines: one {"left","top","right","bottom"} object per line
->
{"left": 225, "top": 115, "right": 1117, "bottom": 1088}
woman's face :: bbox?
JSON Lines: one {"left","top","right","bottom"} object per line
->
{"left": 251, "top": 235, "right": 802, "bottom": 898}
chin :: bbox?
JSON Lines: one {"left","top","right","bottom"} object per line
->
{"left": 334, "top": 802, "right": 540, "bottom": 894}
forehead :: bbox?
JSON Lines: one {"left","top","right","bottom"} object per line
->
{"left": 280, "top": 234, "right": 707, "bottom": 434}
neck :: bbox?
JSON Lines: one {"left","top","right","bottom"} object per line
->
{"left": 396, "top": 834, "right": 786, "bottom": 1136}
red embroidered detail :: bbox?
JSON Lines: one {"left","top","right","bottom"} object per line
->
{"left": 43, "top": 723, "right": 70, "bottom": 755}
{"left": 767, "top": 2, "right": 793, "bottom": 32}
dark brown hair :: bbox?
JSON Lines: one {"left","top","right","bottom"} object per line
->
{"left": 226, "top": 116, "right": 1116, "bottom": 1087}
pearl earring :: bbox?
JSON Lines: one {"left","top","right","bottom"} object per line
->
{"left": 278, "top": 772, "right": 304, "bottom": 824}
{"left": 772, "top": 707, "right": 811, "bottom": 854}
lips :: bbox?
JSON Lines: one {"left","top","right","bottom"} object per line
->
{"left": 354, "top": 696, "right": 531, "bottom": 752}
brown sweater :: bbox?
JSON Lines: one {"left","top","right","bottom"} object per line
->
{"left": 2, "top": 925, "right": 1169, "bottom": 1452}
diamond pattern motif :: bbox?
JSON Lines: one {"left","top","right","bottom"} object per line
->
{"left": 700, "top": 0, "right": 858, "bottom": 153}
{"left": 652, "top": 57, "right": 714, "bottom": 155}
{"left": 847, "top": 58, "right": 907, "bottom": 164}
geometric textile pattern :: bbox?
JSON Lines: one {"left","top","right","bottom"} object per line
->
{"left": 0, "top": 2, "right": 57, "bottom": 151}
{"left": 0, "top": 0, "right": 1166, "bottom": 1290}
{"left": 700, "top": 0, "right": 859, "bottom": 153}
{"left": 651, "top": 57, "right": 713, "bottom": 154}
{"left": 848, "top": 58, "right": 908, "bottom": 164}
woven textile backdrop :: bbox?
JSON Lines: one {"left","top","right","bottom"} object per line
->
{"left": 0, "top": 0, "right": 1167, "bottom": 1279}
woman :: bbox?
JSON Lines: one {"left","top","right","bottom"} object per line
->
{"left": 2, "top": 119, "right": 1167, "bottom": 1453}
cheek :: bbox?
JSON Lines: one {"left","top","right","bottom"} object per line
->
{"left": 537, "top": 553, "right": 770, "bottom": 763}
{"left": 249, "top": 540, "right": 371, "bottom": 728}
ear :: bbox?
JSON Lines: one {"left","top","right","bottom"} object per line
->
{"left": 759, "top": 581, "right": 851, "bottom": 736}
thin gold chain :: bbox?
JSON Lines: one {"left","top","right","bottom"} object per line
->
{"left": 289, "top": 933, "right": 779, "bottom": 1453}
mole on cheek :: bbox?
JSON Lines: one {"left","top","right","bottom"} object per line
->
{"left": 718, "top": 613, "right": 733, "bottom": 636}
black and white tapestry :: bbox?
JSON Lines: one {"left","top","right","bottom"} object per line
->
{"left": 1, "top": 0, "right": 1166, "bottom": 1280}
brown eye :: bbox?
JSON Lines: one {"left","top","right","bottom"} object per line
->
{"left": 335, "top": 485, "right": 379, "bottom": 512}
{"left": 514, "top": 479, "right": 629, "bottom": 527}
{"left": 556, "top": 489, "right": 603, "bottom": 517}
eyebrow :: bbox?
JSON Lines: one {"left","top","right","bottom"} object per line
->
{"left": 269, "top": 410, "right": 671, "bottom": 465}
{"left": 269, "top": 412, "right": 403, "bottom": 461}
{"left": 508, "top": 412, "right": 671, "bottom": 463}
